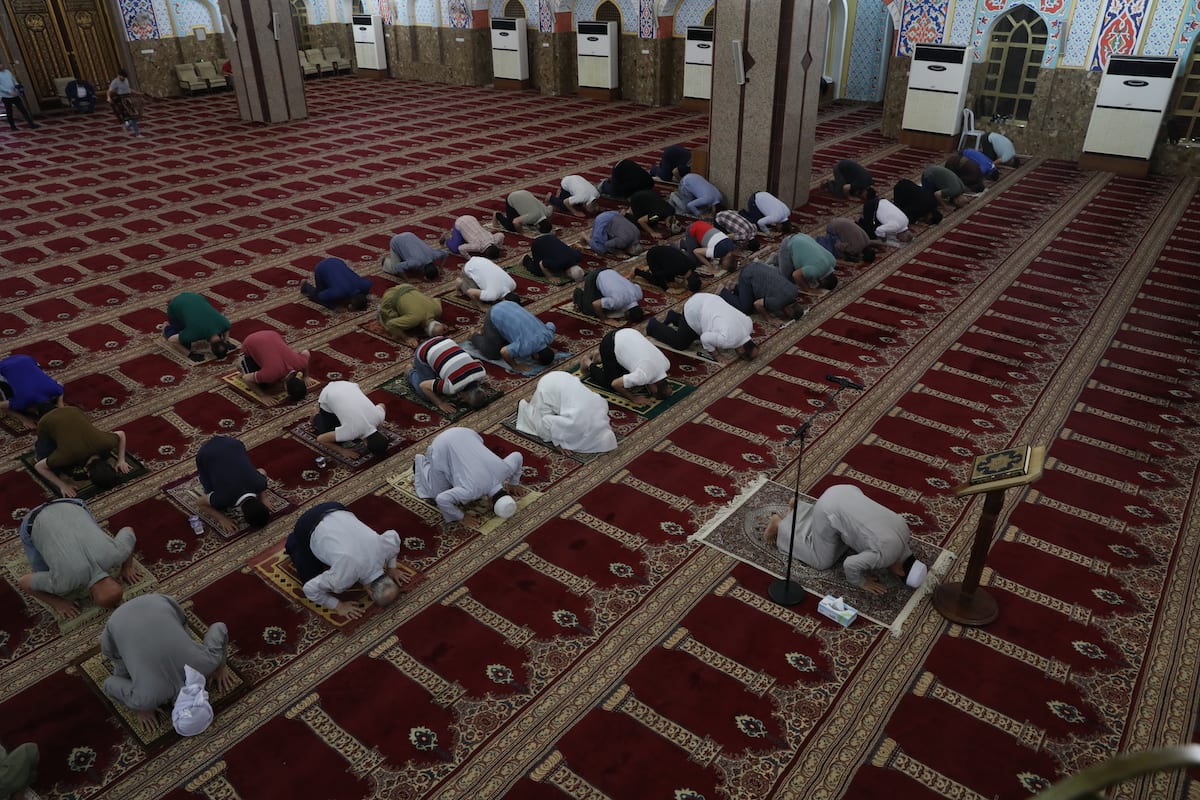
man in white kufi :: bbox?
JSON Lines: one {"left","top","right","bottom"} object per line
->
{"left": 516, "top": 371, "right": 617, "bottom": 455}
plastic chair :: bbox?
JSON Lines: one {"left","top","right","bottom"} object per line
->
{"left": 959, "top": 108, "right": 984, "bottom": 151}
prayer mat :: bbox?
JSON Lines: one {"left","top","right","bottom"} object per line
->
{"left": 3, "top": 555, "right": 156, "bottom": 634}
{"left": 566, "top": 364, "right": 696, "bottom": 420}
{"left": 641, "top": 337, "right": 719, "bottom": 364}
{"left": 689, "top": 478, "right": 956, "bottom": 636}
{"left": 245, "top": 539, "right": 426, "bottom": 632}
{"left": 497, "top": 411, "right": 616, "bottom": 465}
{"left": 287, "top": 419, "right": 407, "bottom": 467}
{"left": 76, "top": 610, "right": 246, "bottom": 749}
{"left": 153, "top": 334, "right": 238, "bottom": 369}
{"left": 163, "top": 476, "right": 292, "bottom": 540}
{"left": 219, "top": 370, "right": 322, "bottom": 408}
{"left": 17, "top": 451, "right": 149, "bottom": 501}
{"left": 506, "top": 257, "right": 577, "bottom": 287}
{"left": 376, "top": 374, "right": 503, "bottom": 421}
{"left": 384, "top": 470, "right": 542, "bottom": 535}
{"left": 0, "top": 412, "right": 30, "bottom": 436}
{"left": 459, "top": 340, "right": 572, "bottom": 376}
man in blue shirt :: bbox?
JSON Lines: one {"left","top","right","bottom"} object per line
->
{"left": 0, "top": 354, "right": 64, "bottom": 424}
{"left": 589, "top": 211, "right": 643, "bottom": 256}
{"left": 302, "top": 257, "right": 373, "bottom": 311}
{"left": 469, "top": 300, "right": 557, "bottom": 369}
{"left": 382, "top": 233, "right": 448, "bottom": 280}
{"left": 574, "top": 267, "right": 645, "bottom": 323}
{"left": 195, "top": 436, "right": 271, "bottom": 535}
{"left": 0, "top": 61, "right": 38, "bottom": 130}
{"left": 669, "top": 173, "right": 724, "bottom": 217}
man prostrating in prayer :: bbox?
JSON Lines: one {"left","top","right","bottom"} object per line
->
{"left": 414, "top": 427, "right": 525, "bottom": 529}
{"left": 284, "top": 503, "right": 411, "bottom": 619}
{"left": 763, "top": 484, "right": 927, "bottom": 595}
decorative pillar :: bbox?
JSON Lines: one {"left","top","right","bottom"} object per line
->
{"left": 707, "top": 0, "right": 827, "bottom": 209}
{"left": 220, "top": 0, "right": 307, "bottom": 123}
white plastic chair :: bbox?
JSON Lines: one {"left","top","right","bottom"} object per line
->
{"left": 959, "top": 108, "right": 984, "bottom": 151}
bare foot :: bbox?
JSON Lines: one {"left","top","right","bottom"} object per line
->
{"left": 460, "top": 513, "right": 482, "bottom": 530}
{"left": 763, "top": 513, "right": 781, "bottom": 545}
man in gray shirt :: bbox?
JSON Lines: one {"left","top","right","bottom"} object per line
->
{"left": 495, "top": 190, "right": 553, "bottom": 234}
{"left": 573, "top": 267, "right": 645, "bottom": 322}
{"left": 101, "top": 593, "right": 235, "bottom": 732}
{"left": 414, "top": 427, "right": 525, "bottom": 528}
{"left": 719, "top": 261, "right": 803, "bottom": 320}
{"left": 382, "top": 232, "right": 449, "bottom": 280}
{"left": 16, "top": 499, "right": 139, "bottom": 618}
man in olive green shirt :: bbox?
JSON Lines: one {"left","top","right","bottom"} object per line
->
{"left": 34, "top": 405, "right": 130, "bottom": 497}
{"left": 378, "top": 284, "right": 446, "bottom": 347}
{"left": 17, "top": 498, "right": 140, "bottom": 617}
{"left": 0, "top": 740, "right": 38, "bottom": 799}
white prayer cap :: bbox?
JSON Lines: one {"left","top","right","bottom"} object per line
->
{"left": 493, "top": 494, "right": 517, "bottom": 519}
{"left": 172, "top": 665, "right": 214, "bottom": 737}
{"left": 566, "top": 266, "right": 585, "bottom": 283}
{"left": 905, "top": 559, "right": 929, "bottom": 589}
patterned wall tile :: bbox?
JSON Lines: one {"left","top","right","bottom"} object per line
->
{"left": 539, "top": 0, "right": 555, "bottom": 31}
{"left": 416, "top": 0, "right": 437, "bottom": 24}
{"left": 1062, "top": 0, "right": 1102, "bottom": 63}
{"left": 673, "top": 0, "right": 711, "bottom": 35}
{"left": 120, "top": 0, "right": 161, "bottom": 39}
{"left": 171, "top": 0, "right": 217, "bottom": 33}
{"left": 1089, "top": 0, "right": 1151, "bottom": 69}
{"left": 969, "top": 1, "right": 1068, "bottom": 67}
{"left": 846, "top": 0, "right": 890, "bottom": 99}
{"left": 1175, "top": 10, "right": 1200, "bottom": 56}
{"left": 898, "top": 0, "right": 949, "bottom": 55}
{"left": 490, "top": 0, "right": 538, "bottom": 26}
{"left": 448, "top": 0, "right": 472, "bottom": 27}
{"left": 639, "top": 0, "right": 656, "bottom": 36}
{"left": 1141, "top": 0, "right": 1184, "bottom": 54}
{"left": 948, "top": 0, "right": 977, "bottom": 43}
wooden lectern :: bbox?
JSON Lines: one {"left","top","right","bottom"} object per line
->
{"left": 933, "top": 445, "right": 1046, "bottom": 626}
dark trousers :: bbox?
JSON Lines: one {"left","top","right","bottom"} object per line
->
{"left": 284, "top": 502, "right": 345, "bottom": 582}
{"left": 741, "top": 195, "right": 765, "bottom": 224}
{"left": 647, "top": 310, "right": 699, "bottom": 350}
{"left": 311, "top": 409, "right": 341, "bottom": 434}
{"left": 2, "top": 95, "right": 35, "bottom": 129}
{"left": 587, "top": 330, "right": 627, "bottom": 387}
{"left": 719, "top": 272, "right": 756, "bottom": 316}
{"left": 547, "top": 187, "right": 571, "bottom": 213}
{"left": 71, "top": 96, "right": 96, "bottom": 113}
{"left": 497, "top": 201, "right": 520, "bottom": 229}
{"left": 469, "top": 314, "right": 506, "bottom": 360}
{"left": 573, "top": 269, "right": 605, "bottom": 317}
{"left": 237, "top": 354, "right": 261, "bottom": 376}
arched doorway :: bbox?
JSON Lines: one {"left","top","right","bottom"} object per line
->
{"left": 824, "top": 0, "right": 847, "bottom": 98}
{"left": 290, "top": 0, "right": 312, "bottom": 52}
{"left": 2, "top": 0, "right": 122, "bottom": 107}
{"left": 978, "top": 4, "right": 1047, "bottom": 122}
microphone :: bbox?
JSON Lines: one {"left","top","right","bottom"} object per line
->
{"left": 785, "top": 420, "right": 811, "bottom": 447}
{"left": 826, "top": 374, "right": 865, "bottom": 391}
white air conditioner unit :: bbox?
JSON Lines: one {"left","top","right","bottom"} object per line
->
{"left": 352, "top": 15, "right": 385, "bottom": 70}
{"left": 577, "top": 20, "right": 618, "bottom": 89}
{"left": 901, "top": 44, "right": 971, "bottom": 136}
{"left": 683, "top": 26, "right": 713, "bottom": 100}
{"left": 1083, "top": 55, "right": 1178, "bottom": 160}
{"left": 491, "top": 17, "right": 529, "bottom": 81}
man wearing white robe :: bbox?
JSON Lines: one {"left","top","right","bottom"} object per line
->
{"left": 763, "top": 484, "right": 926, "bottom": 594}
{"left": 516, "top": 372, "right": 617, "bottom": 455}
{"left": 414, "top": 427, "right": 525, "bottom": 527}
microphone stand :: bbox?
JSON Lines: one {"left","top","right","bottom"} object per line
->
{"left": 768, "top": 384, "right": 848, "bottom": 606}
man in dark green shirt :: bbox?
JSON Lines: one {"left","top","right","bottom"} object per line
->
{"left": 163, "top": 292, "right": 234, "bottom": 362}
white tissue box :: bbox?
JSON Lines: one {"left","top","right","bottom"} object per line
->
{"left": 818, "top": 595, "right": 858, "bottom": 627}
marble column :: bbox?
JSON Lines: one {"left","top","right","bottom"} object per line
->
{"left": 707, "top": 0, "right": 827, "bottom": 209}
{"left": 220, "top": 0, "right": 306, "bottom": 123}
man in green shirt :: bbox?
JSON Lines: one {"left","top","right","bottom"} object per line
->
{"left": 163, "top": 292, "right": 234, "bottom": 362}
{"left": 776, "top": 233, "right": 839, "bottom": 292}
{"left": 378, "top": 284, "right": 446, "bottom": 348}
{"left": 33, "top": 406, "right": 130, "bottom": 497}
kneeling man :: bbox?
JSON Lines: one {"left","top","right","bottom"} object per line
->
{"left": 764, "top": 484, "right": 927, "bottom": 595}
{"left": 516, "top": 371, "right": 617, "bottom": 455}
{"left": 469, "top": 300, "right": 557, "bottom": 370}
{"left": 313, "top": 381, "right": 388, "bottom": 460}
{"left": 414, "top": 427, "right": 525, "bottom": 528}
{"left": 285, "top": 503, "right": 408, "bottom": 619}
{"left": 101, "top": 593, "right": 235, "bottom": 732}
{"left": 17, "top": 498, "right": 139, "bottom": 618}
{"left": 34, "top": 406, "right": 131, "bottom": 497}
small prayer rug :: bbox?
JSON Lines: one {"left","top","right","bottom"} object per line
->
{"left": 287, "top": 419, "right": 407, "bottom": 467}
{"left": 506, "top": 257, "right": 577, "bottom": 287}
{"left": 0, "top": 412, "right": 29, "bottom": 436}
{"left": 497, "top": 411, "right": 615, "bottom": 465}
{"left": 75, "top": 609, "right": 246, "bottom": 749}
{"left": 153, "top": 334, "right": 238, "bottom": 369}
{"left": 245, "top": 539, "right": 426, "bottom": 632}
{"left": 384, "top": 470, "right": 542, "bottom": 535}
{"left": 163, "top": 476, "right": 292, "bottom": 540}
{"left": 376, "top": 374, "right": 503, "bottom": 421}
{"left": 3, "top": 556, "right": 156, "bottom": 634}
{"left": 459, "top": 340, "right": 571, "bottom": 376}
{"left": 689, "top": 478, "right": 956, "bottom": 636}
{"left": 17, "top": 451, "right": 149, "bottom": 501}
{"left": 566, "top": 364, "right": 696, "bottom": 419}
{"left": 641, "top": 337, "right": 719, "bottom": 364}
{"left": 219, "top": 370, "right": 322, "bottom": 408}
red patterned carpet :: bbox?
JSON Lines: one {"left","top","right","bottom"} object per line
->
{"left": 1, "top": 78, "right": 1199, "bottom": 800}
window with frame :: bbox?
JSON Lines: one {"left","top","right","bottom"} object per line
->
{"left": 702, "top": 7, "right": 714, "bottom": 27}
{"left": 595, "top": 1, "right": 621, "bottom": 25}
{"left": 290, "top": 0, "right": 312, "bottom": 51}
{"left": 978, "top": 5, "right": 1047, "bottom": 123}
{"left": 503, "top": 0, "right": 526, "bottom": 17}
{"left": 1169, "top": 36, "right": 1200, "bottom": 144}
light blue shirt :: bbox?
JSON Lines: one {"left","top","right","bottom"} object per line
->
{"left": 0, "top": 68, "right": 19, "bottom": 99}
{"left": 987, "top": 132, "right": 1015, "bottom": 162}
{"left": 490, "top": 300, "right": 555, "bottom": 358}
{"left": 596, "top": 269, "right": 643, "bottom": 312}
{"left": 680, "top": 173, "right": 723, "bottom": 216}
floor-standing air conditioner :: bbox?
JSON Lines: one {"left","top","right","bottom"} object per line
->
{"left": 901, "top": 44, "right": 970, "bottom": 136}
{"left": 491, "top": 17, "right": 529, "bottom": 81}
{"left": 683, "top": 26, "right": 713, "bottom": 100}
{"left": 1082, "top": 56, "right": 1178, "bottom": 160}
{"left": 577, "top": 21, "right": 618, "bottom": 90}
{"left": 352, "top": 15, "right": 385, "bottom": 71}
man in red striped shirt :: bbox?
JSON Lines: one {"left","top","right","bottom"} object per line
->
{"left": 408, "top": 336, "right": 490, "bottom": 414}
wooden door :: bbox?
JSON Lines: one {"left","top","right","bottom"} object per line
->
{"left": 3, "top": 0, "right": 121, "bottom": 105}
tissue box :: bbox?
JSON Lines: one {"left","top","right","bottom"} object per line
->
{"left": 818, "top": 595, "right": 858, "bottom": 628}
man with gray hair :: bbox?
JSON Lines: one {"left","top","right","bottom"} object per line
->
{"left": 285, "top": 502, "right": 408, "bottom": 619}
{"left": 414, "top": 427, "right": 525, "bottom": 529}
